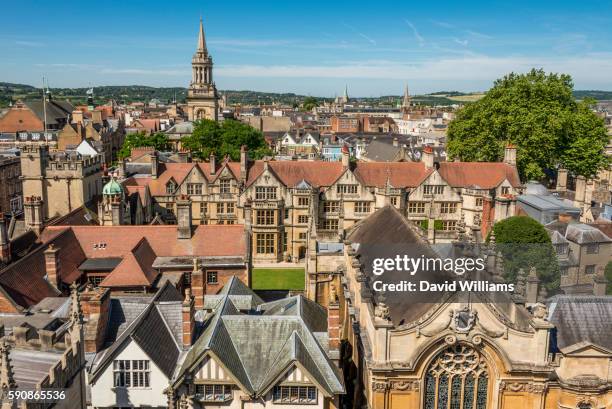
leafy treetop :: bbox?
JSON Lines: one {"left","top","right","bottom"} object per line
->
{"left": 182, "top": 119, "right": 272, "bottom": 161}
{"left": 491, "top": 216, "right": 560, "bottom": 293}
{"left": 118, "top": 131, "right": 170, "bottom": 160}
{"left": 447, "top": 69, "right": 609, "bottom": 180}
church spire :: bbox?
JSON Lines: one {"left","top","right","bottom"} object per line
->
{"left": 197, "top": 17, "right": 207, "bottom": 54}
{"left": 402, "top": 84, "right": 411, "bottom": 107}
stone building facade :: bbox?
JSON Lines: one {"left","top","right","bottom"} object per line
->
{"left": 334, "top": 206, "right": 611, "bottom": 409}
{"left": 122, "top": 146, "right": 521, "bottom": 264}
{"left": 19, "top": 143, "right": 103, "bottom": 223}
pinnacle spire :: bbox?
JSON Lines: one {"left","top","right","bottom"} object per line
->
{"left": 0, "top": 338, "right": 16, "bottom": 390}
{"left": 197, "top": 17, "right": 207, "bottom": 54}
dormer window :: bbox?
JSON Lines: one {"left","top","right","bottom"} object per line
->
{"left": 166, "top": 181, "right": 177, "bottom": 194}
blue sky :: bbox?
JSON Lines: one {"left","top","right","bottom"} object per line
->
{"left": 2, "top": 0, "right": 612, "bottom": 96}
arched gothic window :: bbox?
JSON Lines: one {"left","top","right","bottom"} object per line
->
{"left": 424, "top": 344, "right": 489, "bottom": 409}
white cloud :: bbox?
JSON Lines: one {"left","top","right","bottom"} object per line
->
{"left": 404, "top": 20, "right": 425, "bottom": 46}
{"left": 216, "top": 54, "right": 612, "bottom": 85}
{"left": 99, "top": 68, "right": 188, "bottom": 76}
{"left": 453, "top": 38, "right": 469, "bottom": 47}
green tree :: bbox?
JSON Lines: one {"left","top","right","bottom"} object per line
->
{"left": 490, "top": 216, "right": 560, "bottom": 293}
{"left": 182, "top": 119, "right": 272, "bottom": 161}
{"left": 302, "top": 96, "right": 319, "bottom": 111}
{"left": 118, "top": 131, "right": 171, "bottom": 159}
{"left": 447, "top": 69, "right": 609, "bottom": 180}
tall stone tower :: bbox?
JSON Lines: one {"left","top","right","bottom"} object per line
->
{"left": 186, "top": 18, "right": 219, "bottom": 121}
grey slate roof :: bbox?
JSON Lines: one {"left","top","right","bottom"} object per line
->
{"left": 546, "top": 221, "right": 612, "bottom": 244}
{"left": 362, "top": 139, "right": 405, "bottom": 162}
{"left": 547, "top": 295, "right": 612, "bottom": 351}
{"left": 175, "top": 277, "right": 344, "bottom": 396}
{"left": 90, "top": 282, "right": 184, "bottom": 382}
{"left": 346, "top": 205, "right": 534, "bottom": 330}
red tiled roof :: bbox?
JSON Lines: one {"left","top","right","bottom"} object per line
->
{"left": 42, "top": 224, "right": 246, "bottom": 258}
{"left": 100, "top": 238, "right": 158, "bottom": 287}
{"left": 0, "top": 228, "right": 87, "bottom": 310}
{"left": 354, "top": 162, "right": 432, "bottom": 188}
{"left": 437, "top": 162, "right": 521, "bottom": 189}
{"left": 0, "top": 105, "right": 44, "bottom": 133}
{"left": 148, "top": 159, "right": 520, "bottom": 192}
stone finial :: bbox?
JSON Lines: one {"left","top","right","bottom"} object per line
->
{"left": 374, "top": 293, "right": 390, "bottom": 321}
{"left": 514, "top": 268, "right": 526, "bottom": 296}
{"left": 537, "top": 285, "right": 548, "bottom": 303}
{"left": 0, "top": 338, "right": 16, "bottom": 391}
{"left": 70, "top": 282, "right": 84, "bottom": 327}
{"left": 531, "top": 303, "right": 549, "bottom": 320}
{"left": 192, "top": 257, "right": 200, "bottom": 272}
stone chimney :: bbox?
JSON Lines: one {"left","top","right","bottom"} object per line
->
{"left": 44, "top": 244, "right": 61, "bottom": 290}
{"left": 118, "top": 158, "right": 127, "bottom": 179}
{"left": 503, "top": 143, "right": 517, "bottom": 166}
{"left": 525, "top": 267, "right": 539, "bottom": 304}
{"left": 244, "top": 199, "right": 252, "bottom": 233}
{"left": 556, "top": 168, "right": 568, "bottom": 192}
{"left": 91, "top": 110, "right": 103, "bottom": 124}
{"left": 80, "top": 286, "right": 111, "bottom": 353}
{"left": 111, "top": 197, "right": 123, "bottom": 226}
{"left": 209, "top": 153, "right": 216, "bottom": 176}
{"left": 182, "top": 288, "right": 195, "bottom": 348}
{"left": 327, "top": 285, "right": 340, "bottom": 358}
{"left": 71, "top": 110, "right": 84, "bottom": 125}
{"left": 240, "top": 145, "right": 248, "bottom": 183}
{"left": 341, "top": 144, "right": 350, "bottom": 169}
{"left": 422, "top": 145, "right": 434, "bottom": 169}
{"left": 190, "top": 258, "right": 205, "bottom": 309}
{"left": 0, "top": 215, "right": 10, "bottom": 264}
{"left": 574, "top": 176, "right": 586, "bottom": 207}
{"left": 593, "top": 269, "right": 607, "bottom": 296}
{"left": 150, "top": 151, "right": 158, "bottom": 180}
{"left": 176, "top": 195, "right": 193, "bottom": 239}
{"left": 24, "top": 195, "right": 44, "bottom": 234}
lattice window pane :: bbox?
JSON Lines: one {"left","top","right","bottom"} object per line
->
{"left": 476, "top": 374, "right": 488, "bottom": 409}
{"left": 450, "top": 376, "right": 462, "bottom": 409}
{"left": 463, "top": 374, "right": 474, "bottom": 409}
{"left": 425, "top": 374, "right": 436, "bottom": 409}
{"left": 437, "top": 374, "right": 448, "bottom": 409}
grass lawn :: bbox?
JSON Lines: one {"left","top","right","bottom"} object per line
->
{"left": 252, "top": 268, "right": 305, "bottom": 291}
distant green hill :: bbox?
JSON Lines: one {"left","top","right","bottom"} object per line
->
{"left": 1, "top": 82, "right": 610, "bottom": 109}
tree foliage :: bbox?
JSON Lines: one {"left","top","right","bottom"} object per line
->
{"left": 447, "top": 69, "right": 609, "bottom": 180}
{"left": 491, "top": 216, "right": 560, "bottom": 293}
{"left": 118, "top": 131, "right": 171, "bottom": 160}
{"left": 302, "top": 96, "right": 319, "bottom": 111}
{"left": 182, "top": 119, "right": 272, "bottom": 161}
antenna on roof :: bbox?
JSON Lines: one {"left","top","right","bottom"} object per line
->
{"left": 42, "top": 76, "right": 48, "bottom": 142}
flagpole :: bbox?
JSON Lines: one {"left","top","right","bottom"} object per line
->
{"left": 42, "top": 76, "right": 48, "bottom": 142}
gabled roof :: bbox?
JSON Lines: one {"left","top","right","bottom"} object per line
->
{"left": 90, "top": 284, "right": 183, "bottom": 383}
{"left": 99, "top": 238, "right": 158, "bottom": 288}
{"left": 176, "top": 278, "right": 344, "bottom": 396}
{"left": 0, "top": 228, "right": 87, "bottom": 310}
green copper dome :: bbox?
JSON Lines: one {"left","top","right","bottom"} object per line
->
{"left": 102, "top": 179, "right": 123, "bottom": 196}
